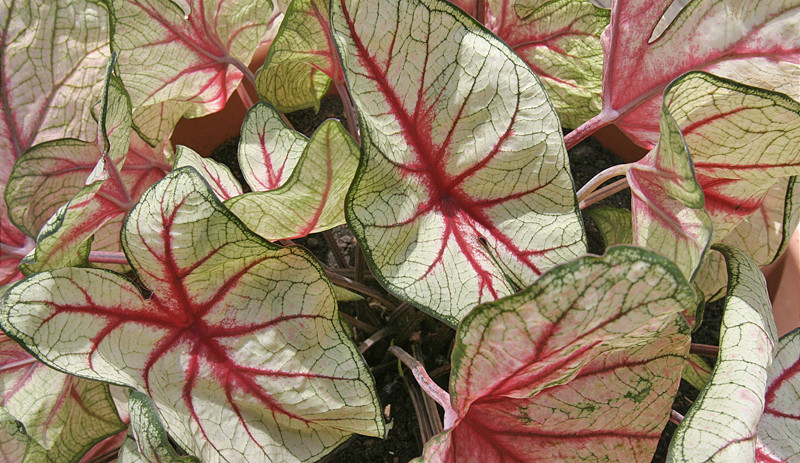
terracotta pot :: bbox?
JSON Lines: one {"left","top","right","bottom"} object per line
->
{"left": 763, "top": 225, "right": 800, "bottom": 337}
{"left": 170, "top": 44, "right": 271, "bottom": 156}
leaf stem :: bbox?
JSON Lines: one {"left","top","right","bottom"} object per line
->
{"left": 0, "top": 237, "right": 35, "bottom": 258}
{"left": 670, "top": 409, "right": 685, "bottom": 425}
{"left": 324, "top": 269, "right": 395, "bottom": 308}
{"left": 358, "top": 326, "right": 398, "bottom": 354}
{"left": 579, "top": 178, "right": 630, "bottom": 209}
{"left": 335, "top": 80, "right": 360, "bottom": 145}
{"left": 564, "top": 111, "right": 615, "bottom": 150}
{"left": 88, "top": 251, "right": 130, "bottom": 265}
{"left": 389, "top": 345, "right": 456, "bottom": 428}
{"left": 237, "top": 84, "right": 254, "bottom": 110}
{"left": 689, "top": 343, "right": 719, "bottom": 358}
{"left": 576, "top": 163, "right": 630, "bottom": 206}
{"left": 227, "top": 57, "right": 257, "bottom": 88}
{"left": 322, "top": 230, "right": 350, "bottom": 268}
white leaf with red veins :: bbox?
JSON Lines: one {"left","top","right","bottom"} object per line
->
{"left": 0, "top": 335, "right": 124, "bottom": 461}
{"left": 411, "top": 246, "right": 698, "bottom": 462}
{"left": 0, "top": 168, "right": 385, "bottom": 463}
{"left": 227, "top": 117, "right": 360, "bottom": 240}
{"left": 461, "top": 0, "right": 609, "bottom": 128}
{"left": 331, "top": 0, "right": 586, "bottom": 325}
{"left": 174, "top": 146, "right": 243, "bottom": 201}
{"left": 598, "top": 0, "right": 800, "bottom": 148}
{"left": 756, "top": 328, "right": 800, "bottom": 462}
{"left": 111, "top": 0, "right": 273, "bottom": 140}
{"left": 238, "top": 103, "right": 307, "bottom": 192}
{"left": 670, "top": 245, "right": 777, "bottom": 462}
{"left": 0, "top": 0, "right": 110, "bottom": 183}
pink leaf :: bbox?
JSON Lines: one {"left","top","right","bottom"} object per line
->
{"left": 598, "top": 0, "right": 800, "bottom": 148}
{"left": 756, "top": 328, "right": 800, "bottom": 462}
{"left": 413, "top": 247, "right": 698, "bottom": 462}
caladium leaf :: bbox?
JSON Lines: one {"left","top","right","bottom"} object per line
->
{"left": 464, "top": 0, "right": 609, "bottom": 128}
{"left": 173, "top": 146, "right": 243, "bottom": 201}
{"left": 331, "top": 0, "right": 586, "bottom": 325}
{"left": 0, "top": 335, "right": 125, "bottom": 454}
{"left": 696, "top": 177, "right": 800, "bottom": 301}
{"left": 756, "top": 328, "right": 800, "bottom": 462}
{"left": 238, "top": 103, "right": 307, "bottom": 192}
{"left": 0, "top": 168, "right": 385, "bottom": 462}
{"left": 0, "top": 418, "right": 27, "bottom": 463}
{"left": 110, "top": 0, "right": 273, "bottom": 135}
{"left": 413, "top": 246, "right": 697, "bottom": 462}
{"left": 123, "top": 390, "right": 199, "bottom": 463}
{"left": 227, "top": 118, "right": 359, "bottom": 240}
{"left": 669, "top": 245, "right": 777, "bottom": 462}
{"left": 256, "top": 0, "right": 342, "bottom": 113}
{"left": 0, "top": 0, "right": 110, "bottom": 182}
{"left": 585, "top": 205, "right": 632, "bottom": 247}
{"left": 5, "top": 74, "right": 133, "bottom": 238}
{"left": 626, "top": 81, "right": 712, "bottom": 283}
{"left": 599, "top": 0, "right": 800, "bottom": 148}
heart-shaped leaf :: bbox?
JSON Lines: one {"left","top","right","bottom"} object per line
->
{"left": 598, "top": 0, "right": 800, "bottom": 148}
{"left": 111, "top": 0, "right": 273, "bottom": 141}
{"left": 669, "top": 245, "right": 777, "bottom": 462}
{"left": 412, "top": 246, "right": 697, "bottom": 461}
{"left": 756, "top": 328, "right": 800, "bottom": 462}
{"left": 0, "top": 168, "right": 384, "bottom": 462}
{"left": 238, "top": 103, "right": 307, "bottom": 192}
{"left": 0, "top": 0, "right": 111, "bottom": 182}
{"left": 331, "top": 0, "right": 586, "bottom": 325}
{"left": 256, "top": 0, "right": 342, "bottom": 113}
{"left": 463, "top": 0, "right": 609, "bottom": 128}
{"left": 226, "top": 118, "right": 359, "bottom": 240}
{"left": 626, "top": 80, "right": 712, "bottom": 283}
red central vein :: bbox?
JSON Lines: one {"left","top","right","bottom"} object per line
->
{"left": 341, "top": 2, "right": 547, "bottom": 286}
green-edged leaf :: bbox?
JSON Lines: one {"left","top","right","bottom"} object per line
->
{"left": 173, "top": 146, "right": 242, "bottom": 200}
{"left": 226, "top": 118, "right": 359, "bottom": 240}
{"left": 256, "top": 0, "right": 341, "bottom": 112}
{"left": 416, "top": 246, "right": 697, "bottom": 461}
{"left": 756, "top": 328, "right": 800, "bottom": 462}
{"left": 474, "top": 0, "right": 609, "bottom": 128}
{"left": 696, "top": 177, "right": 800, "bottom": 301}
{"left": 0, "top": 168, "right": 384, "bottom": 463}
{"left": 6, "top": 140, "right": 105, "bottom": 238}
{"left": 238, "top": 103, "right": 307, "bottom": 192}
{"left": 669, "top": 245, "right": 777, "bottom": 462}
{"left": 666, "top": 73, "right": 800, "bottom": 242}
{"left": 599, "top": 0, "right": 800, "bottom": 148}
{"left": 0, "top": 0, "right": 110, "bottom": 182}
{"left": 110, "top": 0, "right": 273, "bottom": 140}
{"left": 0, "top": 335, "right": 125, "bottom": 455}
{"left": 5, "top": 74, "right": 133, "bottom": 238}
{"left": 10, "top": 77, "right": 169, "bottom": 274}
{"left": 627, "top": 87, "right": 712, "bottom": 283}
{"left": 331, "top": 0, "right": 586, "bottom": 325}
{"left": 585, "top": 206, "right": 632, "bottom": 247}
{"left": 125, "top": 390, "right": 199, "bottom": 463}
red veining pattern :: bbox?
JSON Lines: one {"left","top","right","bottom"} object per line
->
{"left": 339, "top": 0, "right": 560, "bottom": 305}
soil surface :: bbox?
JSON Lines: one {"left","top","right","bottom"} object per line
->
{"left": 210, "top": 95, "right": 724, "bottom": 463}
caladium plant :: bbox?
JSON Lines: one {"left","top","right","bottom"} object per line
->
{"left": 1, "top": 0, "right": 800, "bottom": 462}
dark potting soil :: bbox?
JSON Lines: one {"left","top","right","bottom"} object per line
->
{"left": 209, "top": 94, "right": 723, "bottom": 463}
